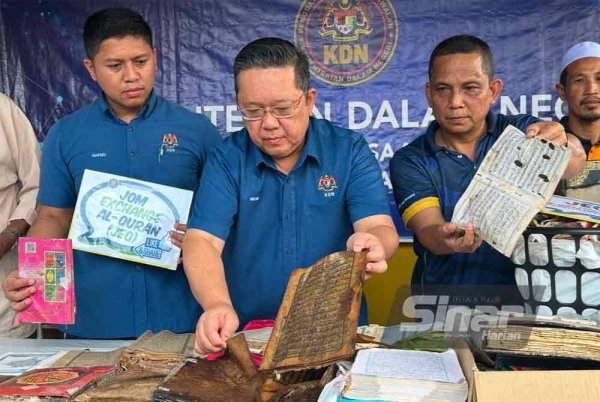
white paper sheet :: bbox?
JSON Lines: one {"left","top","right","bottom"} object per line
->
{"left": 0, "top": 351, "right": 68, "bottom": 376}
{"left": 452, "top": 125, "right": 571, "bottom": 256}
{"left": 350, "top": 348, "right": 465, "bottom": 383}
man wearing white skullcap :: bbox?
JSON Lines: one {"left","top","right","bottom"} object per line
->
{"left": 556, "top": 41, "right": 600, "bottom": 202}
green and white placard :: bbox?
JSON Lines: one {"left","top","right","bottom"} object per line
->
{"left": 69, "top": 169, "right": 193, "bottom": 270}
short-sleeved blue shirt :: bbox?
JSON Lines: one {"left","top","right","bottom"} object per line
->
{"left": 389, "top": 112, "right": 538, "bottom": 292}
{"left": 38, "top": 92, "right": 221, "bottom": 338}
{"left": 188, "top": 117, "right": 390, "bottom": 328}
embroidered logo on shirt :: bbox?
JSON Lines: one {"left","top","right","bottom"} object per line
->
{"left": 249, "top": 196, "right": 260, "bottom": 201}
{"left": 317, "top": 174, "right": 338, "bottom": 197}
{"left": 91, "top": 152, "right": 107, "bottom": 158}
{"left": 160, "top": 133, "right": 179, "bottom": 153}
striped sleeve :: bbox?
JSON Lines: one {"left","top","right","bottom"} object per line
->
{"left": 389, "top": 146, "right": 440, "bottom": 227}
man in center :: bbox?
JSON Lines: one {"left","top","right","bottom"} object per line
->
{"left": 183, "top": 37, "right": 399, "bottom": 354}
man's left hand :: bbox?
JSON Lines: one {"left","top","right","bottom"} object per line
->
{"left": 525, "top": 121, "right": 586, "bottom": 178}
{"left": 346, "top": 232, "right": 387, "bottom": 278}
{"left": 169, "top": 223, "right": 187, "bottom": 249}
{"left": 525, "top": 121, "right": 567, "bottom": 145}
{"left": 170, "top": 223, "right": 187, "bottom": 264}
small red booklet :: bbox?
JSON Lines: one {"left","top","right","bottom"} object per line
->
{"left": 15, "top": 237, "right": 75, "bottom": 325}
{"left": 0, "top": 366, "right": 115, "bottom": 398}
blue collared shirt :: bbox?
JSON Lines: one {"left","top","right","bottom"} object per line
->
{"left": 189, "top": 117, "right": 390, "bottom": 328}
{"left": 38, "top": 92, "right": 221, "bottom": 338}
{"left": 389, "top": 112, "right": 539, "bottom": 291}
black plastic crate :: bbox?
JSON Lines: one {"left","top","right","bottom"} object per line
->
{"left": 513, "top": 227, "right": 600, "bottom": 316}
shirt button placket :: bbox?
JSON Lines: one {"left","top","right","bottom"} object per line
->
{"left": 128, "top": 125, "right": 136, "bottom": 176}
{"left": 282, "top": 175, "right": 296, "bottom": 267}
{"left": 128, "top": 126, "right": 135, "bottom": 157}
{"left": 133, "top": 265, "right": 147, "bottom": 333}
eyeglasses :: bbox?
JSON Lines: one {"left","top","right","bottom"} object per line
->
{"left": 238, "top": 93, "right": 305, "bottom": 121}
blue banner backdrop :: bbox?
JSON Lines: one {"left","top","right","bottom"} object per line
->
{"left": 1, "top": 0, "right": 598, "bottom": 240}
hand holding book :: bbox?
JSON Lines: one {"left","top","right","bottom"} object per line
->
{"left": 14, "top": 237, "right": 75, "bottom": 325}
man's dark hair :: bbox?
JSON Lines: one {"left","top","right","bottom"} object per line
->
{"left": 83, "top": 8, "right": 152, "bottom": 59}
{"left": 559, "top": 68, "right": 568, "bottom": 87}
{"left": 428, "top": 35, "right": 494, "bottom": 80}
{"left": 233, "top": 37, "right": 310, "bottom": 94}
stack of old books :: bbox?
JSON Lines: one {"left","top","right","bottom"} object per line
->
{"left": 473, "top": 314, "right": 600, "bottom": 368}
{"left": 341, "top": 348, "right": 468, "bottom": 402}
{"left": 0, "top": 330, "right": 195, "bottom": 401}
{"left": 0, "top": 251, "right": 367, "bottom": 402}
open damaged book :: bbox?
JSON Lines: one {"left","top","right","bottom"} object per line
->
{"left": 452, "top": 125, "right": 571, "bottom": 256}
{"left": 260, "top": 250, "right": 366, "bottom": 371}
{"left": 152, "top": 250, "right": 367, "bottom": 402}
{"left": 257, "top": 250, "right": 366, "bottom": 401}
{"left": 153, "top": 334, "right": 261, "bottom": 402}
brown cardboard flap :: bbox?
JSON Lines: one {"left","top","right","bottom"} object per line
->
{"left": 474, "top": 370, "right": 600, "bottom": 402}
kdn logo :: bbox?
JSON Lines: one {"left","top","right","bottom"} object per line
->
{"left": 294, "top": 0, "right": 399, "bottom": 86}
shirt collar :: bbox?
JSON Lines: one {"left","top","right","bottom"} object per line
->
{"left": 301, "top": 117, "right": 321, "bottom": 165}
{"left": 560, "top": 116, "right": 572, "bottom": 133}
{"left": 98, "top": 90, "right": 158, "bottom": 122}
{"left": 561, "top": 116, "right": 596, "bottom": 149}
{"left": 423, "top": 111, "right": 498, "bottom": 155}
{"left": 560, "top": 115, "right": 591, "bottom": 142}
{"left": 251, "top": 116, "right": 321, "bottom": 173}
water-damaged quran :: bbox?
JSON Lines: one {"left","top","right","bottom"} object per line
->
{"left": 260, "top": 250, "right": 366, "bottom": 371}
{"left": 149, "top": 251, "right": 366, "bottom": 402}
{"left": 257, "top": 251, "right": 366, "bottom": 401}
{"left": 152, "top": 334, "right": 260, "bottom": 402}
{"left": 52, "top": 331, "right": 194, "bottom": 402}
{"left": 452, "top": 125, "right": 571, "bottom": 256}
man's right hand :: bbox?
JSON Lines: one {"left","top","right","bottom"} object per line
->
{"left": 437, "top": 222, "right": 482, "bottom": 253}
{"left": 194, "top": 303, "right": 239, "bottom": 355}
{"left": 408, "top": 208, "right": 483, "bottom": 255}
{"left": 2, "top": 270, "right": 36, "bottom": 311}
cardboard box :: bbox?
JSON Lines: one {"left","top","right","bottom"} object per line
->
{"left": 473, "top": 370, "right": 600, "bottom": 402}
{"left": 451, "top": 338, "right": 600, "bottom": 402}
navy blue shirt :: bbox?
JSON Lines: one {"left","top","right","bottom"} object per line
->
{"left": 189, "top": 117, "right": 390, "bottom": 328}
{"left": 38, "top": 92, "right": 221, "bottom": 338}
{"left": 389, "top": 112, "right": 538, "bottom": 292}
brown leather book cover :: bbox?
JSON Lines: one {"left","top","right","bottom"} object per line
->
{"left": 152, "top": 334, "right": 261, "bottom": 402}
{"left": 260, "top": 250, "right": 366, "bottom": 372}
{"left": 74, "top": 369, "right": 172, "bottom": 402}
